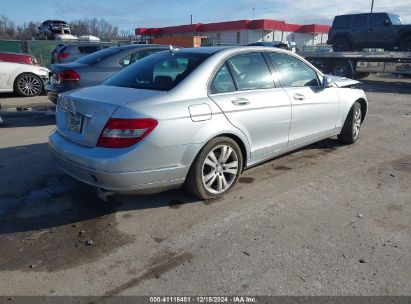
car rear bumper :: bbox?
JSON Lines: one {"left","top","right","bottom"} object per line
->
{"left": 48, "top": 130, "right": 190, "bottom": 194}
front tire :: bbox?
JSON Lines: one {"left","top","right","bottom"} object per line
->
{"left": 184, "top": 137, "right": 243, "bottom": 200}
{"left": 14, "top": 73, "right": 43, "bottom": 97}
{"left": 338, "top": 102, "right": 362, "bottom": 144}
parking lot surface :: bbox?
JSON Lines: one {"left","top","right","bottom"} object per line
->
{"left": 0, "top": 75, "right": 410, "bottom": 296}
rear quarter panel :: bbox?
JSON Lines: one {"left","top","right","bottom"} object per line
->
{"left": 113, "top": 93, "right": 251, "bottom": 168}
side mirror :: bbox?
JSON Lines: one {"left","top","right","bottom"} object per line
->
{"left": 323, "top": 76, "right": 334, "bottom": 89}
{"left": 384, "top": 19, "right": 390, "bottom": 26}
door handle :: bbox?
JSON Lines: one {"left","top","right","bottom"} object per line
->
{"left": 231, "top": 98, "right": 250, "bottom": 106}
{"left": 293, "top": 93, "right": 305, "bottom": 101}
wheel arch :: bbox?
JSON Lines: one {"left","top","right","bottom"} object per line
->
{"left": 214, "top": 133, "right": 248, "bottom": 170}
{"left": 332, "top": 33, "right": 354, "bottom": 45}
{"left": 356, "top": 98, "right": 367, "bottom": 122}
{"left": 396, "top": 31, "right": 411, "bottom": 43}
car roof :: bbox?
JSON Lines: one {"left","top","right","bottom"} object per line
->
{"left": 118, "top": 44, "right": 173, "bottom": 50}
{"left": 170, "top": 46, "right": 291, "bottom": 55}
{"left": 335, "top": 12, "right": 388, "bottom": 17}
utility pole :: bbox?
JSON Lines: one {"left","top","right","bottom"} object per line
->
{"left": 371, "top": 0, "right": 374, "bottom": 13}
{"left": 190, "top": 15, "right": 193, "bottom": 25}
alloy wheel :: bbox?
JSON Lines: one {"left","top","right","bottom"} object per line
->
{"left": 352, "top": 107, "right": 362, "bottom": 139}
{"left": 202, "top": 145, "right": 239, "bottom": 194}
{"left": 18, "top": 75, "right": 41, "bottom": 96}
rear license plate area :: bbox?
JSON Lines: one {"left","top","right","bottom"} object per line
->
{"left": 67, "top": 112, "right": 84, "bottom": 133}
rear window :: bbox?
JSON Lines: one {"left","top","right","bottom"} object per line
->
{"left": 370, "top": 13, "right": 387, "bottom": 26}
{"left": 76, "top": 47, "right": 120, "bottom": 64}
{"left": 78, "top": 45, "right": 101, "bottom": 54}
{"left": 333, "top": 16, "right": 352, "bottom": 29}
{"left": 104, "top": 51, "right": 210, "bottom": 91}
{"left": 352, "top": 15, "right": 368, "bottom": 27}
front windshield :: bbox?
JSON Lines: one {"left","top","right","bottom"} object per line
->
{"left": 104, "top": 51, "right": 210, "bottom": 91}
{"left": 389, "top": 14, "right": 404, "bottom": 25}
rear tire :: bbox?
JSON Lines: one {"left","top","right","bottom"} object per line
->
{"left": 332, "top": 36, "right": 352, "bottom": 51}
{"left": 184, "top": 137, "right": 243, "bottom": 200}
{"left": 399, "top": 35, "right": 411, "bottom": 51}
{"left": 338, "top": 102, "right": 362, "bottom": 144}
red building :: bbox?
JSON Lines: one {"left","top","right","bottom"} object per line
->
{"left": 136, "top": 19, "right": 331, "bottom": 46}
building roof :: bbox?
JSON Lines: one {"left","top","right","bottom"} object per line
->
{"left": 136, "top": 19, "right": 331, "bottom": 36}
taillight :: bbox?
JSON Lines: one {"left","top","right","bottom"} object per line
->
{"left": 58, "top": 70, "right": 80, "bottom": 81}
{"left": 57, "top": 52, "right": 70, "bottom": 60}
{"left": 97, "top": 118, "right": 158, "bottom": 148}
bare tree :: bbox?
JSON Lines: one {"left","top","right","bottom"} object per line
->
{"left": 0, "top": 16, "right": 120, "bottom": 40}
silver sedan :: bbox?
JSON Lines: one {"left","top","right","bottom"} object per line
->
{"left": 49, "top": 47, "right": 368, "bottom": 200}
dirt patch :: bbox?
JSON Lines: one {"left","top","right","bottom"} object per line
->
{"left": 239, "top": 177, "right": 255, "bottom": 184}
{"left": 106, "top": 250, "right": 193, "bottom": 296}
{"left": 391, "top": 157, "right": 411, "bottom": 172}
{"left": 274, "top": 165, "right": 292, "bottom": 171}
{"left": 0, "top": 179, "right": 132, "bottom": 272}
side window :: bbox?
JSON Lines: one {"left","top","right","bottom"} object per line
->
{"left": 137, "top": 48, "right": 166, "bottom": 60}
{"left": 370, "top": 14, "right": 387, "bottom": 26}
{"left": 120, "top": 49, "right": 166, "bottom": 67}
{"left": 119, "top": 53, "right": 133, "bottom": 66}
{"left": 226, "top": 52, "right": 274, "bottom": 91}
{"left": 352, "top": 15, "right": 367, "bottom": 27}
{"left": 210, "top": 64, "right": 236, "bottom": 94}
{"left": 269, "top": 53, "right": 320, "bottom": 87}
{"left": 333, "top": 16, "right": 351, "bottom": 29}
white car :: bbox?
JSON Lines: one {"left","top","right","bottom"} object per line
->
{"left": 0, "top": 61, "right": 50, "bottom": 97}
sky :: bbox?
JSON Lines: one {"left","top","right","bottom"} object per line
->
{"left": 1, "top": 0, "right": 411, "bottom": 33}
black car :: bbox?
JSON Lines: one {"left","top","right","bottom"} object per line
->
{"left": 327, "top": 13, "right": 411, "bottom": 51}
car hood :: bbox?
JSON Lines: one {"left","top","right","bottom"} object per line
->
{"left": 328, "top": 75, "right": 361, "bottom": 88}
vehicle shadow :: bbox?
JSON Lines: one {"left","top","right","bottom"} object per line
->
{"left": 0, "top": 137, "right": 342, "bottom": 236}
{"left": 0, "top": 92, "right": 47, "bottom": 99}
{"left": 359, "top": 77, "right": 411, "bottom": 95}
{"left": 0, "top": 111, "right": 55, "bottom": 128}
{"left": 0, "top": 141, "right": 199, "bottom": 235}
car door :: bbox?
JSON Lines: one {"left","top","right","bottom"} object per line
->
{"left": 208, "top": 52, "right": 292, "bottom": 159}
{"left": 369, "top": 13, "right": 396, "bottom": 46}
{"left": 267, "top": 52, "right": 340, "bottom": 145}
{"left": 0, "top": 62, "right": 16, "bottom": 90}
{"left": 351, "top": 14, "right": 369, "bottom": 47}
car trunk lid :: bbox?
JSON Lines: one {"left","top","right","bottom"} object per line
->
{"left": 56, "top": 85, "right": 163, "bottom": 147}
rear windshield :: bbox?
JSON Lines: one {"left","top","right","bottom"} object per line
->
{"left": 104, "top": 51, "right": 210, "bottom": 91}
{"left": 76, "top": 47, "right": 120, "bottom": 65}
